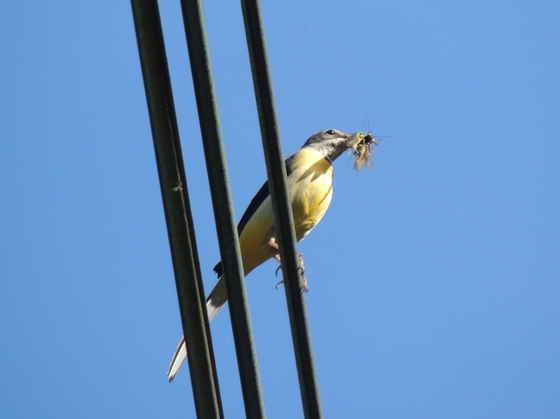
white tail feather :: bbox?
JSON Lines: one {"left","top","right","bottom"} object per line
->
{"left": 166, "top": 277, "right": 228, "bottom": 382}
{"left": 166, "top": 336, "right": 186, "bottom": 382}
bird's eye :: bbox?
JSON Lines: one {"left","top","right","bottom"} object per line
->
{"left": 325, "top": 129, "right": 335, "bottom": 135}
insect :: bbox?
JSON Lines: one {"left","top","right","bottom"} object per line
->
{"left": 351, "top": 132, "right": 378, "bottom": 170}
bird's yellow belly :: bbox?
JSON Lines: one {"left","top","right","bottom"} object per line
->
{"left": 238, "top": 148, "right": 334, "bottom": 275}
{"left": 288, "top": 149, "right": 334, "bottom": 241}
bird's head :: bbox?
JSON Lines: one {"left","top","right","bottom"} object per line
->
{"left": 301, "top": 129, "right": 361, "bottom": 163}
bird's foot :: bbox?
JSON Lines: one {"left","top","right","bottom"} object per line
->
{"left": 298, "top": 253, "right": 308, "bottom": 293}
{"left": 274, "top": 253, "right": 308, "bottom": 293}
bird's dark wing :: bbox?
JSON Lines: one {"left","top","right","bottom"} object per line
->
{"left": 213, "top": 155, "right": 296, "bottom": 277}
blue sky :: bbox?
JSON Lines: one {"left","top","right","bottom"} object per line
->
{"left": 2, "top": 1, "right": 559, "bottom": 417}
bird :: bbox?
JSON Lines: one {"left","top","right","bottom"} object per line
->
{"left": 167, "top": 128, "right": 367, "bottom": 381}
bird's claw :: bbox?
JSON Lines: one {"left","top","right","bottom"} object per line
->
{"left": 275, "top": 278, "right": 307, "bottom": 293}
{"left": 298, "top": 253, "right": 308, "bottom": 293}
{"left": 299, "top": 273, "right": 308, "bottom": 293}
{"left": 274, "top": 253, "right": 308, "bottom": 293}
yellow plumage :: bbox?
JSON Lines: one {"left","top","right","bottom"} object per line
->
{"left": 239, "top": 147, "right": 334, "bottom": 276}
{"left": 288, "top": 148, "right": 334, "bottom": 242}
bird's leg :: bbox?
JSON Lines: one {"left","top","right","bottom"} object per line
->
{"left": 269, "top": 237, "right": 308, "bottom": 293}
{"left": 268, "top": 238, "right": 282, "bottom": 281}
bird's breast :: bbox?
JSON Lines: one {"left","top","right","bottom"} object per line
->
{"left": 288, "top": 148, "right": 334, "bottom": 241}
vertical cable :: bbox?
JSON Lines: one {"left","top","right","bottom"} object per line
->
{"left": 130, "top": 1, "right": 222, "bottom": 417}
{"left": 179, "top": 1, "right": 266, "bottom": 417}
{"left": 240, "top": 0, "right": 324, "bottom": 417}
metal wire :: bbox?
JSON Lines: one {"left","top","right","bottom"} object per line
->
{"left": 179, "top": 0, "right": 266, "bottom": 417}
{"left": 130, "top": 1, "right": 222, "bottom": 417}
{"left": 240, "top": 0, "right": 324, "bottom": 417}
